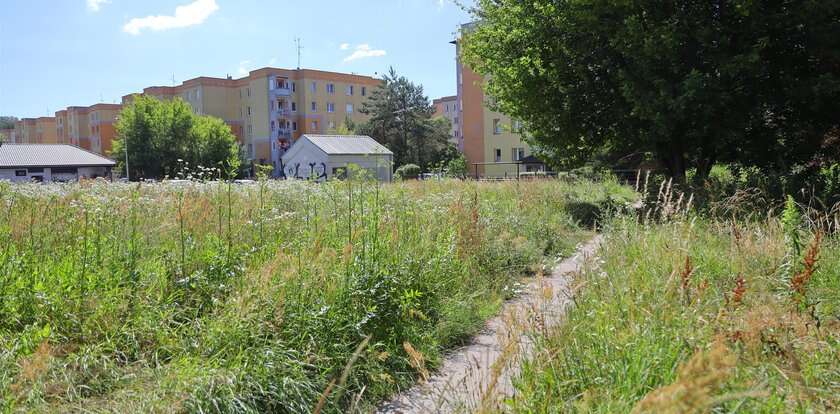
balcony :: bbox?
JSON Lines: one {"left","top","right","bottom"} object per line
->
{"left": 271, "top": 87, "right": 292, "bottom": 97}
{"left": 273, "top": 107, "right": 292, "bottom": 117}
{"left": 277, "top": 128, "right": 292, "bottom": 140}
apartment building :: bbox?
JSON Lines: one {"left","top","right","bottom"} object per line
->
{"left": 66, "top": 106, "right": 90, "bottom": 148}
{"left": 454, "top": 24, "right": 531, "bottom": 178}
{"left": 35, "top": 117, "right": 58, "bottom": 144}
{"left": 124, "top": 67, "right": 381, "bottom": 176}
{"left": 433, "top": 95, "right": 461, "bottom": 149}
{"left": 87, "top": 104, "right": 122, "bottom": 156}
{"left": 55, "top": 110, "right": 68, "bottom": 144}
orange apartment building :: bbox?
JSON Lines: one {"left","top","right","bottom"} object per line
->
{"left": 433, "top": 95, "right": 460, "bottom": 149}
{"left": 55, "top": 110, "right": 68, "bottom": 144}
{"left": 87, "top": 104, "right": 121, "bottom": 155}
{"left": 454, "top": 24, "right": 531, "bottom": 178}
{"left": 34, "top": 117, "right": 58, "bottom": 144}
{"left": 123, "top": 67, "right": 381, "bottom": 176}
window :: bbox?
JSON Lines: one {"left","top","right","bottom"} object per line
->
{"left": 311, "top": 81, "right": 317, "bottom": 92}
{"left": 328, "top": 120, "right": 336, "bottom": 130}
{"left": 292, "top": 121, "right": 297, "bottom": 131}
{"left": 15, "top": 170, "right": 26, "bottom": 177}
{"left": 493, "top": 119, "right": 502, "bottom": 134}
{"left": 361, "top": 86, "right": 366, "bottom": 96}
{"left": 292, "top": 82, "right": 296, "bottom": 92}
{"left": 346, "top": 85, "right": 353, "bottom": 96}
{"left": 327, "top": 83, "right": 335, "bottom": 94}
{"left": 247, "top": 88, "right": 251, "bottom": 97}
{"left": 247, "top": 106, "right": 252, "bottom": 117}
{"left": 291, "top": 102, "right": 297, "bottom": 112}
{"left": 247, "top": 125, "right": 253, "bottom": 135}
{"left": 512, "top": 147, "right": 525, "bottom": 161}
{"left": 494, "top": 149, "right": 502, "bottom": 162}
{"left": 512, "top": 120, "right": 523, "bottom": 133}
{"left": 52, "top": 167, "right": 77, "bottom": 174}
{"left": 311, "top": 120, "right": 318, "bottom": 130}
{"left": 445, "top": 104, "right": 449, "bottom": 113}
{"left": 196, "top": 89, "right": 201, "bottom": 99}
{"left": 346, "top": 103, "right": 354, "bottom": 113}
{"left": 327, "top": 102, "right": 335, "bottom": 113}
{"left": 454, "top": 117, "right": 459, "bottom": 124}
{"left": 27, "top": 167, "right": 44, "bottom": 173}
{"left": 271, "top": 121, "right": 275, "bottom": 130}
{"left": 311, "top": 101, "right": 317, "bottom": 112}
{"left": 332, "top": 167, "right": 347, "bottom": 179}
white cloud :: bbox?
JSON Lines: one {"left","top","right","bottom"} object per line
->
{"left": 339, "top": 43, "right": 350, "bottom": 51}
{"left": 269, "top": 57, "right": 278, "bottom": 65}
{"left": 123, "top": 0, "right": 219, "bottom": 35}
{"left": 343, "top": 44, "right": 387, "bottom": 63}
{"left": 237, "top": 60, "right": 251, "bottom": 76}
{"left": 87, "top": 0, "right": 109, "bottom": 12}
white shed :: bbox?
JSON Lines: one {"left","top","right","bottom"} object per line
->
{"left": 281, "top": 135, "right": 394, "bottom": 182}
{"left": 0, "top": 144, "right": 115, "bottom": 183}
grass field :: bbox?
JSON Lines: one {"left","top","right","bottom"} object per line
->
{"left": 508, "top": 196, "right": 840, "bottom": 413}
{"left": 0, "top": 177, "right": 634, "bottom": 412}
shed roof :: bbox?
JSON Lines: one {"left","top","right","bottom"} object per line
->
{"left": 0, "top": 144, "right": 116, "bottom": 168}
{"left": 303, "top": 135, "right": 393, "bottom": 155}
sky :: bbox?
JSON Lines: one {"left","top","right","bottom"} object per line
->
{"left": 0, "top": 0, "right": 472, "bottom": 118}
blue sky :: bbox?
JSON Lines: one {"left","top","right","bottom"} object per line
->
{"left": 0, "top": 0, "right": 472, "bottom": 118}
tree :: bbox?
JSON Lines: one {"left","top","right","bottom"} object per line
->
{"left": 0, "top": 116, "right": 17, "bottom": 130}
{"left": 358, "top": 67, "right": 453, "bottom": 170}
{"left": 113, "top": 95, "right": 240, "bottom": 180}
{"left": 462, "top": 1, "right": 840, "bottom": 183}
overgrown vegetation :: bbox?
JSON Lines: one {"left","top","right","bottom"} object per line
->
{"left": 113, "top": 95, "right": 241, "bottom": 181}
{"left": 0, "top": 177, "right": 634, "bottom": 412}
{"left": 507, "top": 188, "right": 840, "bottom": 413}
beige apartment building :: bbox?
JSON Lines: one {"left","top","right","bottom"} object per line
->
{"left": 454, "top": 24, "right": 532, "bottom": 178}
{"left": 66, "top": 106, "right": 91, "bottom": 148}
{"left": 123, "top": 67, "right": 381, "bottom": 176}
{"left": 433, "top": 95, "right": 461, "bottom": 149}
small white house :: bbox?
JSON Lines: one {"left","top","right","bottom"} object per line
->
{"left": 0, "top": 144, "right": 116, "bottom": 182}
{"left": 281, "top": 135, "right": 394, "bottom": 182}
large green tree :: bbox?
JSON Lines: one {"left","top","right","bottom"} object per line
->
{"left": 113, "top": 95, "right": 240, "bottom": 180}
{"left": 462, "top": 0, "right": 840, "bottom": 182}
{"left": 358, "top": 67, "right": 455, "bottom": 170}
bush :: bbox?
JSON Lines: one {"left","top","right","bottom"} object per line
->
{"left": 395, "top": 164, "right": 421, "bottom": 180}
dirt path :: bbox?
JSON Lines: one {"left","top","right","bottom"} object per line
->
{"left": 377, "top": 236, "right": 602, "bottom": 413}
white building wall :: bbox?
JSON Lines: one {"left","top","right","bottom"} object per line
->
{"left": 0, "top": 166, "right": 111, "bottom": 182}
{"left": 281, "top": 141, "right": 393, "bottom": 182}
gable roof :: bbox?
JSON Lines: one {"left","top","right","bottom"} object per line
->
{"left": 302, "top": 135, "right": 393, "bottom": 155}
{"left": 0, "top": 144, "right": 116, "bottom": 168}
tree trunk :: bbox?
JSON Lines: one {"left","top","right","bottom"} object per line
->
{"left": 657, "top": 140, "right": 687, "bottom": 184}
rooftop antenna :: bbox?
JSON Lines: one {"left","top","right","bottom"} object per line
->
{"left": 295, "top": 37, "right": 303, "bottom": 69}
{"left": 172, "top": 74, "right": 176, "bottom": 86}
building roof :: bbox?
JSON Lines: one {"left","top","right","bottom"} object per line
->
{"left": 303, "top": 135, "right": 393, "bottom": 155}
{"left": 0, "top": 144, "right": 116, "bottom": 168}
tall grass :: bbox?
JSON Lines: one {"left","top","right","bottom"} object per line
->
{"left": 0, "top": 177, "right": 633, "bottom": 412}
{"left": 507, "top": 197, "right": 840, "bottom": 412}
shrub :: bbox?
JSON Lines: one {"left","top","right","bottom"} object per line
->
{"left": 395, "top": 164, "right": 421, "bottom": 180}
